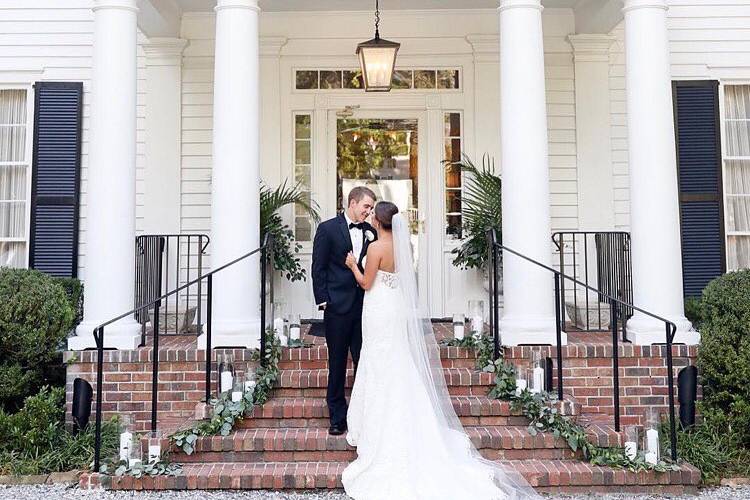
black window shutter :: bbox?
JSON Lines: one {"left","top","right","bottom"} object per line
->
{"left": 673, "top": 80, "right": 725, "bottom": 297}
{"left": 29, "top": 81, "right": 83, "bottom": 278}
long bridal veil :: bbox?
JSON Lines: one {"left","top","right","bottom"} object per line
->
{"left": 391, "top": 214, "right": 539, "bottom": 499}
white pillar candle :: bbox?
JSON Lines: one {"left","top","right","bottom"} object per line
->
{"left": 624, "top": 441, "right": 637, "bottom": 460}
{"left": 231, "top": 391, "right": 243, "bottom": 402}
{"left": 454, "top": 323, "right": 464, "bottom": 340}
{"left": 645, "top": 451, "right": 658, "bottom": 465}
{"left": 515, "top": 378, "right": 527, "bottom": 396}
{"left": 470, "top": 315, "right": 483, "bottom": 336}
{"left": 220, "top": 371, "right": 233, "bottom": 393}
{"left": 128, "top": 458, "right": 142, "bottom": 467}
{"left": 290, "top": 325, "right": 300, "bottom": 341}
{"left": 532, "top": 366, "right": 545, "bottom": 394}
{"left": 148, "top": 444, "right": 161, "bottom": 463}
{"left": 119, "top": 431, "right": 133, "bottom": 461}
{"left": 646, "top": 428, "right": 660, "bottom": 457}
{"left": 244, "top": 380, "right": 256, "bottom": 393}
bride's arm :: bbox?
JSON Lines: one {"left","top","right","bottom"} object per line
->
{"left": 346, "top": 245, "right": 381, "bottom": 290}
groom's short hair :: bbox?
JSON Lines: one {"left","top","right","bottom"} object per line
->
{"left": 348, "top": 186, "right": 377, "bottom": 206}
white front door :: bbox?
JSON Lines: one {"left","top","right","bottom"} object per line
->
{"left": 327, "top": 109, "right": 430, "bottom": 312}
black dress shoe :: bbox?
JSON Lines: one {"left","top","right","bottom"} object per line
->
{"left": 328, "top": 423, "right": 347, "bottom": 435}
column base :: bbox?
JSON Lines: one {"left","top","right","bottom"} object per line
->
{"left": 625, "top": 315, "right": 699, "bottom": 345}
{"left": 69, "top": 319, "right": 142, "bottom": 350}
{"left": 499, "top": 315, "right": 566, "bottom": 346}
{"left": 197, "top": 318, "right": 261, "bottom": 349}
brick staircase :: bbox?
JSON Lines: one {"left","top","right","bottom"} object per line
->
{"left": 81, "top": 334, "right": 701, "bottom": 495}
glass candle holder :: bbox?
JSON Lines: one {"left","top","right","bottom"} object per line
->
{"left": 452, "top": 314, "right": 465, "bottom": 340}
{"left": 118, "top": 414, "right": 134, "bottom": 463}
{"left": 218, "top": 353, "right": 235, "bottom": 394}
{"left": 624, "top": 425, "right": 639, "bottom": 460}
{"left": 644, "top": 408, "right": 660, "bottom": 464}
{"left": 244, "top": 370, "right": 257, "bottom": 396}
{"left": 289, "top": 313, "right": 301, "bottom": 342}
{"left": 467, "top": 300, "right": 485, "bottom": 337}
{"left": 514, "top": 365, "right": 527, "bottom": 396}
{"left": 231, "top": 377, "right": 244, "bottom": 402}
{"left": 530, "top": 351, "right": 544, "bottom": 394}
{"left": 145, "top": 430, "right": 163, "bottom": 464}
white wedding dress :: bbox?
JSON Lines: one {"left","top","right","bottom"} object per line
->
{"left": 342, "top": 214, "right": 538, "bottom": 500}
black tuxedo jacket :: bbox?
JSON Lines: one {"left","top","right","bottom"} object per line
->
{"left": 311, "top": 213, "right": 377, "bottom": 316}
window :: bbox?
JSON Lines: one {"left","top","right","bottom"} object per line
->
{"left": 722, "top": 85, "right": 750, "bottom": 270}
{"left": 295, "top": 68, "right": 460, "bottom": 91}
{"left": 0, "top": 89, "right": 31, "bottom": 268}
{"left": 294, "top": 113, "right": 313, "bottom": 241}
{"left": 444, "top": 112, "right": 462, "bottom": 239}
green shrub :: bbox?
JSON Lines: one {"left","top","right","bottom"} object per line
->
{"left": 54, "top": 277, "right": 84, "bottom": 328}
{"left": 697, "top": 270, "right": 750, "bottom": 448}
{"left": 684, "top": 296, "right": 704, "bottom": 329}
{"left": 0, "top": 386, "right": 120, "bottom": 475}
{"left": 0, "top": 268, "right": 75, "bottom": 410}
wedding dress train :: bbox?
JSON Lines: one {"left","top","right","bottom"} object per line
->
{"left": 341, "top": 215, "right": 538, "bottom": 500}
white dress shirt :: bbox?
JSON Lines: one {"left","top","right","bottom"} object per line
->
{"left": 344, "top": 211, "right": 364, "bottom": 260}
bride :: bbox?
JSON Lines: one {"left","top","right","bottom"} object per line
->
{"left": 341, "top": 201, "right": 538, "bottom": 500}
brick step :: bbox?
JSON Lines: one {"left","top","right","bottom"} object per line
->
{"left": 280, "top": 344, "right": 478, "bottom": 370}
{"left": 173, "top": 425, "right": 622, "bottom": 463}
{"left": 240, "top": 396, "right": 530, "bottom": 428}
{"left": 84, "top": 460, "right": 700, "bottom": 494}
{"left": 275, "top": 368, "right": 494, "bottom": 390}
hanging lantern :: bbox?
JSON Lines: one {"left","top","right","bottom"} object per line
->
{"left": 356, "top": 0, "right": 400, "bottom": 92}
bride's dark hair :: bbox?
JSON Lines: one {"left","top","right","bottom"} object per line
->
{"left": 374, "top": 201, "right": 399, "bottom": 230}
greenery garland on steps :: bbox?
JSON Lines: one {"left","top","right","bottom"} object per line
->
{"left": 169, "top": 328, "right": 284, "bottom": 455}
{"left": 442, "top": 335, "right": 679, "bottom": 473}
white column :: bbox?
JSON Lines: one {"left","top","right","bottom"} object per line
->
{"left": 142, "top": 38, "right": 186, "bottom": 237}
{"left": 569, "top": 35, "right": 616, "bottom": 291}
{"left": 70, "top": 0, "right": 140, "bottom": 350}
{"left": 497, "top": 0, "right": 560, "bottom": 346}
{"left": 197, "top": 0, "right": 261, "bottom": 349}
{"left": 622, "top": 0, "right": 697, "bottom": 345}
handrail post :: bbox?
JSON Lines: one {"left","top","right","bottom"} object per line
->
{"left": 204, "top": 274, "right": 213, "bottom": 402}
{"left": 611, "top": 299, "right": 621, "bottom": 432}
{"left": 93, "top": 326, "right": 104, "bottom": 472}
{"left": 554, "top": 272, "right": 564, "bottom": 401}
{"left": 260, "top": 238, "right": 268, "bottom": 367}
{"left": 666, "top": 322, "right": 678, "bottom": 461}
{"left": 150, "top": 301, "right": 161, "bottom": 432}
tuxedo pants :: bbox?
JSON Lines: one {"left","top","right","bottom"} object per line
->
{"left": 324, "top": 304, "right": 363, "bottom": 427}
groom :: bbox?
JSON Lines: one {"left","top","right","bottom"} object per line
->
{"left": 312, "top": 186, "right": 377, "bottom": 435}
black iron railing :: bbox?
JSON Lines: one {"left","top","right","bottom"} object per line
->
{"left": 487, "top": 229, "right": 678, "bottom": 461}
{"left": 92, "top": 234, "right": 274, "bottom": 471}
{"left": 552, "top": 231, "right": 632, "bottom": 333}
{"left": 135, "top": 234, "right": 210, "bottom": 341}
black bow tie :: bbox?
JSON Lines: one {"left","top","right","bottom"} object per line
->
{"left": 349, "top": 222, "right": 366, "bottom": 230}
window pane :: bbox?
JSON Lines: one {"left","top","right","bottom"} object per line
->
{"left": 295, "top": 140, "right": 311, "bottom": 165}
{"left": 725, "top": 160, "right": 750, "bottom": 194}
{"left": 0, "top": 201, "right": 26, "bottom": 238}
{"left": 447, "top": 215, "right": 462, "bottom": 239}
{"left": 437, "top": 69, "right": 460, "bottom": 89}
{"left": 414, "top": 70, "right": 436, "bottom": 89}
{"left": 0, "top": 125, "right": 26, "bottom": 162}
{"left": 295, "top": 70, "right": 318, "bottom": 90}
{"left": 727, "top": 235, "right": 750, "bottom": 270}
{"left": 446, "top": 190, "right": 462, "bottom": 213}
{"left": 295, "top": 217, "right": 312, "bottom": 242}
{"left": 0, "top": 165, "right": 26, "bottom": 200}
{"left": 392, "top": 70, "right": 412, "bottom": 89}
{"left": 444, "top": 112, "right": 461, "bottom": 137}
{"left": 320, "top": 70, "right": 342, "bottom": 89}
{"left": 295, "top": 114, "right": 311, "bottom": 139}
{"left": 343, "top": 70, "right": 363, "bottom": 89}
{"left": 725, "top": 85, "right": 750, "bottom": 120}
{"left": 294, "top": 163, "right": 311, "bottom": 188}
{"left": 0, "top": 241, "right": 25, "bottom": 268}
{"left": 294, "top": 190, "right": 312, "bottom": 216}
{"left": 726, "top": 197, "right": 750, "bottom": 232}
{"left": 0, "top": 89, "right": 27, "bottom": 124}
{"left": 725, "top": 120, "right": 750, "bottom": 157}
{"left": 445, "top": 164, "right": 461, "bottom": 189}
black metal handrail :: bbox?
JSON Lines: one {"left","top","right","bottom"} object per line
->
{"left": 92, "top": 234, "right": 274, "bottom": 471}
{"left": 135, "top": 234, "right": 210, "bottom": 341}
{"left": 552, "top": 231, "right": 633, "bottom": 333}
{"left": 486, "top": 229, "right": 678, "bottom": 461}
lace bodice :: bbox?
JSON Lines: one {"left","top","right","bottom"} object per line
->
{"left": 377, "top": 270, "right": 398, "bottom": 289}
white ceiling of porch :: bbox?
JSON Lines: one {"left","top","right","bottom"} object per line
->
{"left": 178, "top": 0, "right": 588, "bottom": 12}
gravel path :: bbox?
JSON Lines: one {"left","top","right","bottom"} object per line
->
{"left": 1, "top": 484, "right": 750, "bottom": 500}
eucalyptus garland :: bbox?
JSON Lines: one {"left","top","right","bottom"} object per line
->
{"left": 98, "top": 457, "right": 182, "bottom": 478}
{"left": 170, "top": 328, "right": 284, "bottom": 455}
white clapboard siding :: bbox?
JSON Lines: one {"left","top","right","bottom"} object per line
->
{"left": 610, "top": 0, "right": 750, "bottom": 230}
{"left": 0, "top": 0, "right": 147, "bottom": 279}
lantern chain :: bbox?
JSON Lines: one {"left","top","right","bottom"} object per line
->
{"left": 374, "top": 0, "right": 381, "bottom": 39}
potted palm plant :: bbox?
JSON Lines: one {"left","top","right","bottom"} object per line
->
{"left": 448, "top": 154, "right": 502, "bottom": 292}
{"left": 260, "top": 180, "right": 320, "bottom": 282}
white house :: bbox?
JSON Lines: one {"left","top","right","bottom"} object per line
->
{"left": 1, "top": 0, "right": 748, "bottom": 351}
